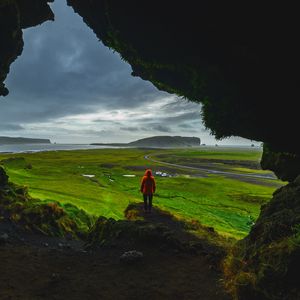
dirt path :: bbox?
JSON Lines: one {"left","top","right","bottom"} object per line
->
{"left": 0, "top": 210, "right": 231, "bottom": 300}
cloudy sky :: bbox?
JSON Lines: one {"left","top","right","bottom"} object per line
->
{"left": 0, "top": 0, "right": 258, "bottom": 145}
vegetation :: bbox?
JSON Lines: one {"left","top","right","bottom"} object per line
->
{"left": 0, "top": 147, "right": 284, "bottom": 239}
{"left": 0, "top": 167, "right": 93, "bottom": 237}
{"left": 223, "top": 179, "right": 300, "bottom": 300}
{"left": 261, "top": 143, "right": 300, "bottom": 182}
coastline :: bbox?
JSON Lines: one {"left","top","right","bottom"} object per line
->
{"left": 0, "top": 143, "right": 123, "bottom": 154}
{"left": 0, "top": 143, "right": 262, "bottom": 155}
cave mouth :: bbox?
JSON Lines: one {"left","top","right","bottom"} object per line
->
{"left": 0, "top": 1, "right": 292, "bottom": 236}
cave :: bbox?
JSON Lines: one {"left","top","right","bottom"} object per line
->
{"left": 1, "top": 1, "right": 300, "bottom": 299}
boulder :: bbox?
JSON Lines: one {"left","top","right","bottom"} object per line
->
{"left": 0, "top": 167, "right": 8, "bottom": 187}
{"left": 120, "top": 250, "right": 143, "bottom": 264}
{"left": 261, "top": 143, "right": 300, "bottom": 182}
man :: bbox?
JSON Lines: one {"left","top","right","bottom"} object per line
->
{"left": 140, "top": 169, "right": 156, "bottom": 213}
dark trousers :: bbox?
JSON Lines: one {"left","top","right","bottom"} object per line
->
{"left": 143, "top": 194, "right": 153, "bottom": 211}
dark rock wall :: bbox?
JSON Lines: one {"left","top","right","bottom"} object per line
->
{"left": 261, "top": 144, "right": 300, "bottom": 182}
{"left": 0, "top": 0, "right": 54, "bottom": 96}
{"left": 16, "top": 0, "right": 54, "bottom": 29}
{"left": 66, "top": 1, "right": 299, "bottom": 158}
{"left": 0, "top": 1, "right": 23, "bottom": 97}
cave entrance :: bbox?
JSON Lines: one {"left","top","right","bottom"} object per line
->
{"left": 0, "top": 1, "right": 282, "bottom": 240}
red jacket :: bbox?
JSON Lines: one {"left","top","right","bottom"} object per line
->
{"left": 140, "top": 169, "right": 156, "bottom": 194}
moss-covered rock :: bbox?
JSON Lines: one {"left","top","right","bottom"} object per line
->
{"left": 261, "top": 144, "right": 300, "bottom": 182}
{"left": 86, "top": 216, "right": 186, "bottom": 251}
{"left": 0, "top": 168, "right": 94, "bottom": 238}
{"left": 223, "top": 178, "right": 300, "bottom": 299}
{"left": 66, "top": 1, "right": 299, "bottom": 158}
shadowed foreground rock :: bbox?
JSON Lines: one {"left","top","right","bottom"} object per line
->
{"left": 86, "top": 216, "right": 205, "bottom": 254}
{"left": 0, "top": 183, "right": 230, "bottom": 299}
{"left": 224, "top": 177, "right": 300, "bottom": 300}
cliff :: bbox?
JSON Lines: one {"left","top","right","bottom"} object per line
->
{"left": 0, "top": 136, "right": 51, "bottom": 145}
{"left": 128, "top": 136, "right": 200, "bottom": 148}
{"left": 223, "top": 177, "right": 300, "bottom": 300}
{"left": 91, "top": 136, "right": 201, "bottom": 148}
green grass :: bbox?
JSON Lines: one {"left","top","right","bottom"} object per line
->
{"left": 153, "top": 147, "right": 263, "bottom": 161}
{"left": 0, "top": 147, "right": 284, "bottom": 239}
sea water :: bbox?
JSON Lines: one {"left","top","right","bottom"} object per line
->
{"left": 0, "top": 143, "right": 121, "bottom": 153}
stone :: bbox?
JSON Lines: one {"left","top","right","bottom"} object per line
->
{"left": 119, "top": 250, "right": 143, "bottom": 264}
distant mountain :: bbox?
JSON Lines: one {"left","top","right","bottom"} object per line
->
{"left": 128, "top": 136, "right": 200, "bottom": 147}
{"left": 0, "top": 136, "right": 51, "bottom": 145}
{"left": 91, "top": 136, "right": 201, "bottom": 148}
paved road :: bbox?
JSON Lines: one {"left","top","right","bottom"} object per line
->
{"left": 144, "top": 154, "right": 277, "bottom": 181}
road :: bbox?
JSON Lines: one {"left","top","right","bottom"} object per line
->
{"left": 144, "top": 154, "right": 277, "bottom": 181}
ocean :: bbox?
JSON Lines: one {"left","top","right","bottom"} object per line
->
{"left": 0, "top": 143, "right": 261, "bottom": 154}
{"left": 0, "top": 143, "right": 121, "bottom": 153}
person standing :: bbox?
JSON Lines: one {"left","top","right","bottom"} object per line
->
{"left": 140, "top": 169, "right": 156, "bottom": 213}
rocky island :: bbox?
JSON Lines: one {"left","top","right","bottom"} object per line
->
{"left": 0, "top": 136, "right": 51, "bottom": 145}
{"left": 91, "top": 136, "right": 201, "bottom": 148}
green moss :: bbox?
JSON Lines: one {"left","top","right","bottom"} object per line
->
{"left": 223, "top": 179, "right": 300, "bottom": 299}
{"left": 0, "top": 169, "right": 94, "bottom": 237}
{"left": 261, "top": 143, "right": 300, "bottom": 182}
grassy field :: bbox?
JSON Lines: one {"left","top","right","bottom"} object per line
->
{"left": 0, "top": 147, "right": 285, "bottom": 239}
